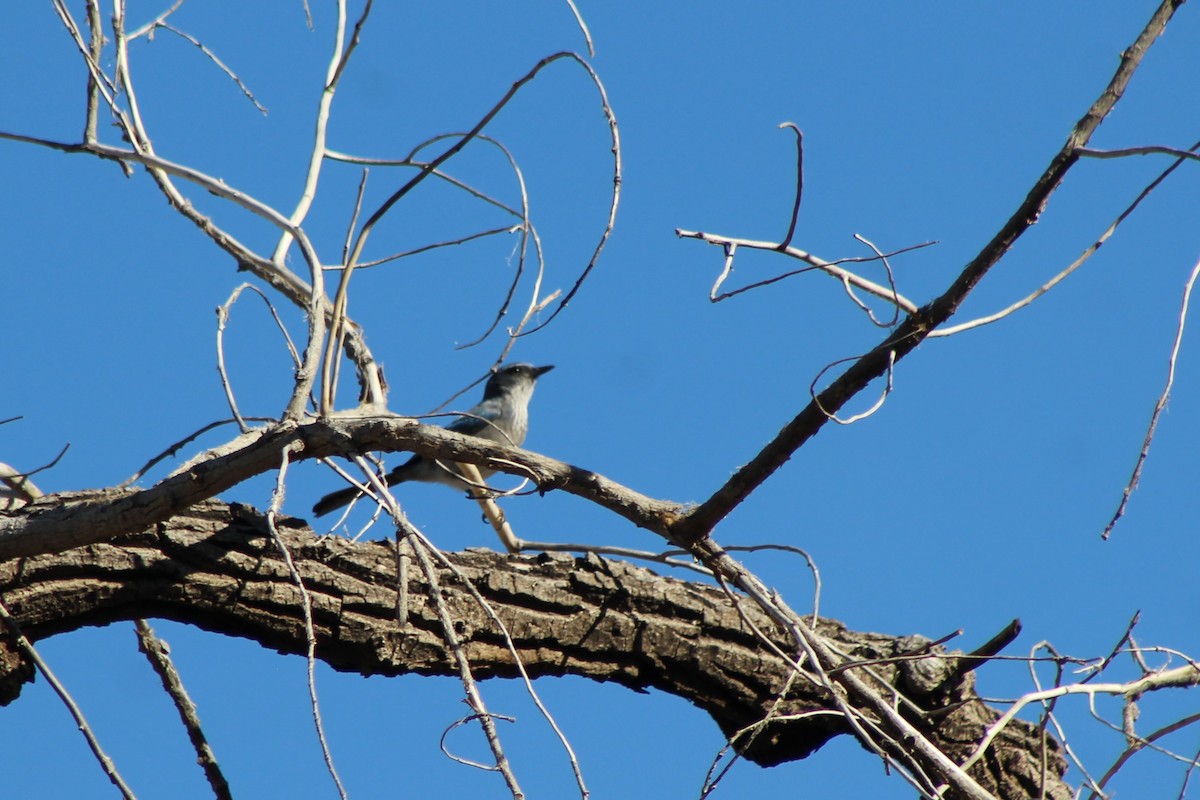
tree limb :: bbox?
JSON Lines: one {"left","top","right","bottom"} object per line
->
{"left": 0, "top": 500, "right": 1069, "bottom": 800}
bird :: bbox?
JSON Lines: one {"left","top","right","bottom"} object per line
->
{"left": 312, "top": 363, "right": 554, "bottom": 517}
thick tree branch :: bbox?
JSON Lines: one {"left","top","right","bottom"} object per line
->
{"left": 0, "top": 501, "right": 1069, "bottom": 799}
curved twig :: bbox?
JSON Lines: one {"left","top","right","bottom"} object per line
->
{"left": 778, "top": 122, "right": 804, "bottom": 249}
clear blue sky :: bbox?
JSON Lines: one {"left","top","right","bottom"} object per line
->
{"left": 3, "top": 2, "right": 1198, "bottom": 797}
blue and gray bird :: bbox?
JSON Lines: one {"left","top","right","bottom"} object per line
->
{"left": 312, "top": 363, "right": 554, "bottom": 517}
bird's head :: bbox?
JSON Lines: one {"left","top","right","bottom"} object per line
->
{"left": 483, "top": 362, "right": 554, "bottom": 398}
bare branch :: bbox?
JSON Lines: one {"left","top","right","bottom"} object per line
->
{"left": 778, "top": 122, "right": 804, "bottom": 249}
{"left": 671, "top": 0, "right": 1185, "bottom": 543}
{"left": 0, "top": 510, "right": 1072, "bottom": 797}
{"left": 134, "top": 620, "right": 232, "bottom": 800}
{"left": 1078, "top": 145, "right": 1200, "bottom": 161}
{"left": 1102, "top": 255, "right": 1200, "bottom": 539}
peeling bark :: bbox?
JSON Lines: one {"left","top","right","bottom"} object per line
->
{"left": 0, "top": 499, "right": 1070, "bottom": 799}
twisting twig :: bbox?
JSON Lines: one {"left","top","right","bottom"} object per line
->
{"left": 847, "top": 234, "right": 901, "bottom": 328}
{"left": 679, "top": 228, "right": 928, "bottom": 309}
{"left": 398, "top": 131, "right": 538, "bottom": 351}
{"left": 0, "top": 596, "right": 138, "bottom": 799}
{"left": 134, "top": 620, "right": 232, "bottom": 800}
{"left": 0, "top": 444, "right": 68, "bottom": 503}
{"left": 1103, "top": 255, "right": 1200, "bottom": 539}
{"left": 810, "top": 349, "right": 896, "bottom": 425}
{"left": 519, "top": 55, "right": 621, "bottom": 335}
{"left": 215, "top": 283, "right": 307, "bottom": 433}
{"left": 1025, "top": 640, "right": 1103, "bottom": 796}
{"left": 778, "top": 122, "right": 803, "bottom": 250}
{"left": 265, "top": 442, "right": 349, "bottom": 800}
{"left": 440, "top": 711, "right": 518, "bottom": 769}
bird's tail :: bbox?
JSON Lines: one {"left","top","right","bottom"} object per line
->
{"left": 312, "top": 485, "right": 364, "bottom": 518}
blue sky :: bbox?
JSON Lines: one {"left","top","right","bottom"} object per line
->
{"left": 3, "top": 2, "right": 1199, "bottom": 797}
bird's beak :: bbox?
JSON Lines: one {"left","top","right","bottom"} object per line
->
{"left": 533, "top": 364, "right": 555, "bottom": 378}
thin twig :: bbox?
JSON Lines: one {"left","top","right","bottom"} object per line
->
{"left": 846, "top": 234, "right": 902, "bottom": 327}
{"left": 119, "top": 417, "right": 274, "bottom": 487}
{"left": 0, "top": 597, "right": 138, "bottom": 799}
{"left": 372, "top": 481, "right": 585, "bottom": 797}
{"left": 810, "top": 349, "right": 896, "bottom": 425}
{"left": 1091, "top": 712, "right": 1200, "bottom": 799}
{"left": 933, "top": 137, "right": 1200, "bottom": 337}
{"left": 265, "top": 443, "right": 349, "bottom": 800}
{"left": 440, "top": 711, "right": 518, "bottom": 769}
{"left": 274, "top": 0, "right": 370, "bottom": 262}
{"left": 1103, "top": 255, "right": 1200, "bottom": 539}
{"left": 0, "top": 444, "right": 68, "bottom": 501}
{"left": 778, "top": 122, "right": 803, "bottom": 249}
{"left": 136, "top": 22, "right": 268, "bottom": 113}
{"left": 564, "top": 0, "right": 594, "bottom": 57}
{"left": 348, "top": 225, "right": 521, "bottom": 270}
{"left": 519, "top": 55, "right": 621, "bottom": 335}
{"left": 1078, "top": 145, "right": 1200, "bottom": 161}
{"left": 415, "top": 535, "right": 589, "bottom": 798}
{"left": 126, "top": 0, "right": 185, "bottom": 38}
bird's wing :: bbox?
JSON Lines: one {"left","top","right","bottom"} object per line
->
{"left": 443, "top": 398, "right": 503, "bottom": 437}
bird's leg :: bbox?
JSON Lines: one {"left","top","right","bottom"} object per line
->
{"left": 455, "top": 461, "right": 522, "bottom": 553}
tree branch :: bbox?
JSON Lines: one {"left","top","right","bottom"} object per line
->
{"left": 672, "top": 0, "right": 1185, "bottom": 542}
{"left": 0, "top": 501, "right": 1069, "bottom": 799}
{"left": 0, "top": 417, "right": 681, "bottom": 562}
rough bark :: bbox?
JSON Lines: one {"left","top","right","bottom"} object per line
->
{"left": 0, "top": 498, "right": 1069, "bottom": 799}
